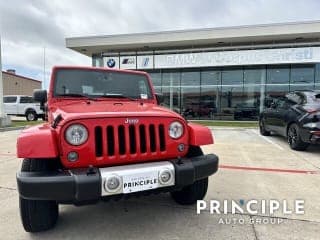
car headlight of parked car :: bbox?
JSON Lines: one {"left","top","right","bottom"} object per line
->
{"left": 169, "top": 121, "right": 184, "bottom": 139}
{"left": 303, "top": 122, "right": 318, "bottom": 128}
{"left": 65, "top": 124, "right": 88, "bottom": 145}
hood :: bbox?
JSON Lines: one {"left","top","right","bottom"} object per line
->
{"left": 49, "top": 100, "right": 182, "bottom": 122}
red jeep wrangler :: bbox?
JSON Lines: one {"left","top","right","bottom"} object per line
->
{"left": 16, "top": 66, "right": 219, "bottom": 232}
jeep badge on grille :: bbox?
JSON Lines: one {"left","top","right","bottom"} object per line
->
{"left": 124, "top": 118, "right": 139, "bottom": 124}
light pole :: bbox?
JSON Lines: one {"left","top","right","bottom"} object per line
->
{"left": 0, "top": 36, "right": 11, "bottom": 127}
{"left": 0, "top": 36, "right": 4, "bottom": 118}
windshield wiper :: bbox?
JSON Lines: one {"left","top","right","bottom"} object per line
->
{"left": 98, "top": 93, "right": 137, "bottom": 101}
{"left": 56, "top": 93, "right": 96, "bottom": 101}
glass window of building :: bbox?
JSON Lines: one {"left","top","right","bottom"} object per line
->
{"left": 266, "top": 85, "right": 289, "bottom": 100}
{"left": 290, "top": 64, "right": 315, "bottom": 91}
{"left": 181, "top": 70, "right": 200, "bottom": 119}
{"left": 200, "top": 86, "right": 220, "bottom": 120}
{"left": 316, "top": 64, "right": 320, "bottom": 83}
{"left": 221, "top": 68, "right": 243, "bottom": 85}
{"left": 200, "top": 69, "right": 221, "bottom": 120}
{"left": 266, "top": 65, "right": 290, "bottom": 104}
{"left": 149, "top": 71, "right": 162, "bottom": 93}
{"left": 220, "top": 86, "right": 244, "bottom": 120}
{"left": 291, "top": 65, "right": 314, "bottom": 84}
{"left": 240, "top": 85, "right": 262, "bottom": 120}
{"left": 201, "top": 69, "right": 221, "bottom": 85}
{"left": 315, "top": 64, "right": 320, "bottom": 90}
{"left": 162, "top": 71, "right": 181, "bottom": 114}
{"left": 290, "top": 84, "right": 314, "bottom": 91}
{"left": 220, "top": 68, "right": 244, "bottom": 120}
{"left": 92, "top": 55, "right": 102, "bottom": 67}
{"left": 267, "top": 65, "right": 290, "bottom": 84}
{"left": 242, "top": 67, "right": 266, "bottom": 119}
{"left": 243, "top": 66, "right": 266, "bottom": 85}
{"left": 149, "top": 71, "right": 162, "bottom": 87}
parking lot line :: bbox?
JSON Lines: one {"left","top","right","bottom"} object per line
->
{"left": 220, "top": 164, "right": 319, "bottom": 175}
{"left": 249, "top": 129, "right": 284, "bottom": 150}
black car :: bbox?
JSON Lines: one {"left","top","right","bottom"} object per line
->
{"left": 259, "top": 91, "right": 320, "bottom": 151}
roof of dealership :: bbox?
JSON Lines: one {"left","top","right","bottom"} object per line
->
{"left": 66, "top": 20, "right": 320, "bottom": 56}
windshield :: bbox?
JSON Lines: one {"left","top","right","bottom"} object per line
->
{"left": 54, "top": 69, "right": 153, "bottom": 100}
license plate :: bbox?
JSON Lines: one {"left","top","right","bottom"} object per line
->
{"left": 122, "top": 171, "right": 159, "bottom": 194}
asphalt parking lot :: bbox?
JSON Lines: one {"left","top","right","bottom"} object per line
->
{"left": 0, "top": 128, "right": 319, "bottom": 240}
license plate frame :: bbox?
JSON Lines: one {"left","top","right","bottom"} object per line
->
{"left": 100, "top": 161, "right": 175, "bottom": 196}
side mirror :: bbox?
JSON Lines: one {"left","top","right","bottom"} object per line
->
{"left": 33, "top": 89, "right": 47, "bottom": 110}
{"left": 155, "top": 93, "right": 164, "bottom": 105}
{"left": 33, "top": 89, "right": 47, "bottom": 103}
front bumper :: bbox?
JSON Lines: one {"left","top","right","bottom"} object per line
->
{"left": 17, "top": 154, "right": 218, "bottom": 203}
{"left": 310, "top": 133, "right": 320, "bottom": 144}
{"left": 300, "top": 127, "right": 320, "bottom": 144}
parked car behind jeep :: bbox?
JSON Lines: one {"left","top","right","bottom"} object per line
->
{"left": 259, "top": 91, "right": 320, "bottom": 151}
{"left": 3, "top": 95, "right": 45, "bottom": 121}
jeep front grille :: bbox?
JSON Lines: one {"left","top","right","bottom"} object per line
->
{"left": 94, "top": 124, "right": 166, "bottom": 157}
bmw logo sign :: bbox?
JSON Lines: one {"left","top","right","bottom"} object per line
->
{"left": 107, "top": 58, "right": 116, "bottom": 68}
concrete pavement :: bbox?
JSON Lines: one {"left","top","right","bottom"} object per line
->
{"left": 0, "top": 128, "right": 319, "bottom": 239}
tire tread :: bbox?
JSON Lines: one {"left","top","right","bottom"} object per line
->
{"left": 287, "top": 124, "right": 309, "bottom": 151}
{"left": 171, "top": 146, "right": 209, "bottom": 205}
{"left": 20, "top": 159, "right": 58, "bottom": 232}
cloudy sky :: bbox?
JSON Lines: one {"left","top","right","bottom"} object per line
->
{"left": 1, "top": 0, "right": 320, "bottom": 88}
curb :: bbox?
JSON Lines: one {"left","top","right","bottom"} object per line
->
{"left": 0, "top": 126, "right": 26, "bottom": 132}
{"left": 208, "top": 126, "right": 258, "bottom": 130}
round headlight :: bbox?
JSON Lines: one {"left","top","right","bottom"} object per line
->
{"left": 169, "top": 121, "right": 184, "bottom": 139}
{"left": 65, "top": 124, "right": 88, "bottom": 146}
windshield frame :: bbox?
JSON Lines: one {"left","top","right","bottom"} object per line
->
{"left": 50, "top": 67, "right": 155, "bottom": 101}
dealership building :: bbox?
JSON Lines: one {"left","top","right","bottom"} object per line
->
{"left": 66, "top": 21, "right": 320, "bottom": 120}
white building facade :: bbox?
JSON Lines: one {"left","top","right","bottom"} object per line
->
{"left": 66, "top": 21, "right": 320, "bottom": 120}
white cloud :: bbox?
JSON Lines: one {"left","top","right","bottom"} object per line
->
{"left": 1, "top": 0, "right": 320, "bottom": 85}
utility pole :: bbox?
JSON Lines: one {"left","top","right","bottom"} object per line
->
{"left": 0, "top": 36, "right": 11, "bottom": 127}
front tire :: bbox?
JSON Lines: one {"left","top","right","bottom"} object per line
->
{"left": 171, "top": 177, "right": 208, "bottom": 205}
{"left": 171, "top": 146, "right": 208, "bottom": 205}
{"left": 19, "top": 159, "right": 58, "bottom": 232}
{"left": 287, "top": 123, "right": 309, "bottom": 151}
